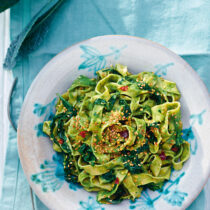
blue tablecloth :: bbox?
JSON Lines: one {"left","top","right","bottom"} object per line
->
{"left": 1, "top": 0, "right": 209, "bottom": 209}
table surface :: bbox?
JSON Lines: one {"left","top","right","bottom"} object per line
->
{"left": 0, "top": 8, "right": 209, "bottom": 210}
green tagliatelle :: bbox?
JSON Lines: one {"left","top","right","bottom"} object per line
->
{"left": 43, "top": 64, "right": 190, "bottom": 204}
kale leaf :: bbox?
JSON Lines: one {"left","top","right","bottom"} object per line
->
{"left": 137, "top": 81, "right": 164, "bottom": 104}
{"left": 121, "top": 150, "right": 143, "bottom": 174}
{"left": 124, "top": 76, "right": 136, "bottom": 83}
{"left": 107, "top": 185, "right": 125, "bottom": 204}
{"left": 93, "top": 94, "right": 118, "bottom": 111}
{"left": 136, "top": 140, "right": 149, "bottom": 153}
{"left": 58, "top": 94, "right": 77, "bottom": 115}
{"left": 49, "top": 113, "right": 71, "bottom": 152}
{"left": 101, "top": 170, "right": 116, "bottom": 182}
{"left": 94, "top": 98, "right": 107, "bottom": 106}
{"left": 106, "top": 94, "right": 119, "bottom": 111}
{"left": 145, "top": 123, "right": 159, "bottom": 144}
{"left": 63, "top": 154, "right": 78, "bottom": 184}
{"left": 49, "top": 95, "right": 77, "bottom": 153}
{"left": 144, "top": 181, "right": 164, "bottom": 191}
{"left": 102, "top": 68, "right": 121, "bottom": 76}
{"left": 78, "top": 143, "right": 96, "bottom": 165}
{"left": 119, "top": 99, "right": 131, "bottom": 118}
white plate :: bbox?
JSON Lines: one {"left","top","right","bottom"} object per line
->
{"left": 18, "top": 35, "right": 210, "bottom": 210}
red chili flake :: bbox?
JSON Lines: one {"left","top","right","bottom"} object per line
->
{"left": 79, "top": 131, "right": 87, "bottom": 138}
{"left": 119, "top": 130, "right": 129, "bottom": 138}
{"left": 171, "top": 146, "right": 179, "bottom": 152}
{"left": 58, "top": 139, "right": 64, "bottom": 144}
{"left": 115, "top": 177, "right": 119, "bottom": 185}
{"left": 159, "top": 151, "right": 166, "bottom": 160}
{"left": 120, "top": 86, "right": 128, "bottom": 91}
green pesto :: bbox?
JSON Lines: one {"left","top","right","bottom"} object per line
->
{"left": 42, "top": 64, "right": 190, "bottom": 204}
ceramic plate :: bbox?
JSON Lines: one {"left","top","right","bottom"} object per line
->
{"left": 18, "top": 35, "right": 210, "bottom": 210}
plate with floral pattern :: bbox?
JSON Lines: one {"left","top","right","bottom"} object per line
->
{"left": 18, "top": 35, "right": 210, "bottom": 210}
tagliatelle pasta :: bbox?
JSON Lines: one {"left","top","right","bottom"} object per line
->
{"left": 43, "top": 64, "right": 190, "bottom": 204}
